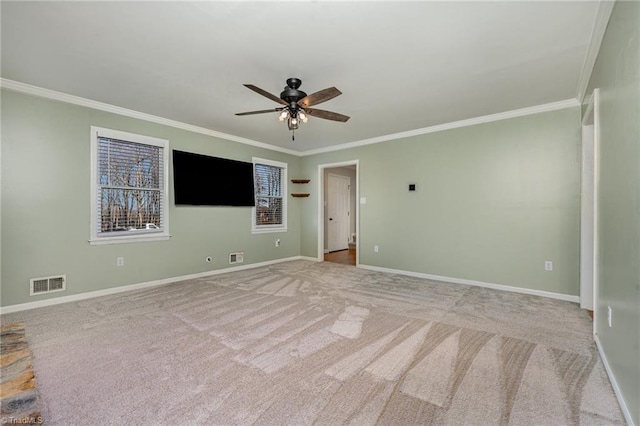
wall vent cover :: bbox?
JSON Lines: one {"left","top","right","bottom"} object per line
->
{"left": 30, "top": 275, "right": 66, "bottom": 296}
{"left": 229, "top": 252, "right": 244, "bottom": 264}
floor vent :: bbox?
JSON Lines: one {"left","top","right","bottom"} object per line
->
{"left": 229, "top": 252, "right": 244, "bottom": 264}
{"left": 30, "top": 275, "right": 66, "bottom": 296}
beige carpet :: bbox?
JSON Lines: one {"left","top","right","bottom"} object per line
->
{"left": 1, "top": 260, "right": 624, "bottom": 425}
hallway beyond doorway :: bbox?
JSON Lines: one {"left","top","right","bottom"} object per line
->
{"left": 324, "top": 248, "right": 356, "bottom": 266}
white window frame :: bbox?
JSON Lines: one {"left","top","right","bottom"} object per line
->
{"left": 252, "top": 157, "right": 288, "bottom": 234}
{"left": 89, "top": 126, "right": 170, "bottom": 245}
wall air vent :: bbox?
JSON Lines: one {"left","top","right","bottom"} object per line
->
{"left": 229, "top": 252, "right": 244, "bottom": 264}
{"left": 30, "top": 275, "right": 66, "bottom": 296}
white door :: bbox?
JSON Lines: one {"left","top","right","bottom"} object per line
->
{"left": 328, "top": 173, "right": 350, "bottom": 252}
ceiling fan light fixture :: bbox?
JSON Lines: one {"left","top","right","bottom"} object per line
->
{"left": 287, "top": 116, "right": 299, "bottom": 130}
{"left": 278, "top": 110, "right": 289, "bottom": 121}
{"left": 299, "top": 111, "right": 308, "bottom": 123}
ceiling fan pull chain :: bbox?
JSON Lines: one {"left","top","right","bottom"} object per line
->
{"left": 292, "top": 128, "right": 295, "bottom": 141}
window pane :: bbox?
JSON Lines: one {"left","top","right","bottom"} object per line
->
{"left": 254, "top": 164, "right": 282, "bottom": 197}
{"left": 98, "top": 138, "right": 161, "bottom": 189}
{"left": 255, "top": 196, "right": 282, "bottom": 225}
{"left": 100, "top": 188, "right": 162, "bottom": 232}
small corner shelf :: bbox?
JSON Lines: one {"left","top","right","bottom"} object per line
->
{"left": 291, "top": 178, "right": 310, "bottom": 197}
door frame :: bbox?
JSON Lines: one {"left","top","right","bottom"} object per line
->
{"left": 581, "top": 88, "right": 600, "bottom": 337}
{"left": 327, "top": 173, "right": 351, "bottom": 252}
{"left": 317, "top": 160, "right": 359, "bottom": 265}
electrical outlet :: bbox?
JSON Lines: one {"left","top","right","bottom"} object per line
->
{"left": 545, "top": 261, "right": 553, "bottom": 271}
{"left": 607, "top": 306, "right": 613, "bottom": 327}
{"left": 275, "top": 239, "right": 281, "bottom": 247}
{"left": 116, "top": 257, "right": 124, "bottom": 267}
{"left": 374, "top": 245, "right": 379, "bottom": 253}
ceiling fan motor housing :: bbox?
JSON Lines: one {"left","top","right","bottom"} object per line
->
{"left": 280, "top": 78, "right": 307, "bottom": 107}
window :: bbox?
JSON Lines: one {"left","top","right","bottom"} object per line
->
{"left": 252, "top": 157, "right": 287, "bottom": 233}
{"left": 90, "top": 127, "right": 169, "bottom": 245}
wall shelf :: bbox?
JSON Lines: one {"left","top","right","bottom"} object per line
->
{"left": 291, "top": 178, "right": 310, "bottom": 197}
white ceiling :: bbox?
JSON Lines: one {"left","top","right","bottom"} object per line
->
{"left": 1, "top": 1, "right": 601, "bottom": 153}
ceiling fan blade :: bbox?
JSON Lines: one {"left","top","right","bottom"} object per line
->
{"left": 299, "top": 87, "right": 342, "bottom": 107}
{"left": 243, "top": 84, "right": 287, "bottom": 105}
{"left": 235, "top": 108, "right": 282, "bottom": 116}
{"left": 304, "top": 108, "right": 350, "bottom": 122}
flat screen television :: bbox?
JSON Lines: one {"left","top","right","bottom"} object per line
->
{"left": 172, "top": 150, "right": 255, "bottom": 206}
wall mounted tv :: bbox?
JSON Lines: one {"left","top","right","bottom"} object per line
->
{"left": 172, "top": 150, "right": 255, "bottom": 206}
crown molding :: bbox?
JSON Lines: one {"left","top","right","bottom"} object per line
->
{"left": 0, "top": 78, "right": 301, "bottom": 157}
{"left": 2, "top": 78, "right": 580, "bottom": 158}
{"left": 576, "top": 0, "right": 616, "bottom": 103}
{"left": 300, "top": 98, "right": 580, "bottom": 156}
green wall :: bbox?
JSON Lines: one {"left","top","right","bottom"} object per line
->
{"left": 301, "top": 107, "right": 582, "bottom": 296}
{"left": 0, "top": 89, "right": 585, "bottom": 307}
{"left": 586, "top": 1, "right": 640, "bottom": 423}
{"left": 1, "top": 90, "right": 301, "bottom": 307}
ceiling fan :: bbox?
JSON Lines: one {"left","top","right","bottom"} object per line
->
{"left": 236, "top": 78, "right": 350, "bottom": 140}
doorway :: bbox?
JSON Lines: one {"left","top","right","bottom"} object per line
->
{"left": 318, "top": 161, "right": 359, "bottom": 266}
{"left": 327, "top": 173, "right": 351, "bottom": 252}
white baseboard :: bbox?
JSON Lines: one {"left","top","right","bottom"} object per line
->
{"left": 299, "top": 256, "right": 322, "bottom": 262}
{"left": 594, "top": 334, "right": 635, "bottom": 426}
{"left": 357, "top": 264, "right": 580, "bottom": 303}
{"left": 0, "top": 256, "right": 304, "bottom": 314}
{"left": 0, "top": 257, "right": 580, "bottom": 311}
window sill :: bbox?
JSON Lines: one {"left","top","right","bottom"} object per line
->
{"left": 251, "top": 227, "right": 288, "bottom": 234}
{"left": 89, "top": 234, "right": 171, "bottom": 245}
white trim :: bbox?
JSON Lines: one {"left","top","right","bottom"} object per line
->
{"left": 594, "top": 334, "right": 635, "bottom": 426}
{"left": 89, "top": 126, "right": 171, "bottom": 244}
{"left": 576, "top": 1, "right": 616, "bottom": 103}
{"left": 298, "top": 256, "right": 321, "bottom": 262}
{"left": 252, "top": 157, "right": 288, "bottom": 234}
{"left": 580, "top": 90, "right": 601, "bottom": 336}
{"left": 250, "top": 227, "right": 289, "bottom": 234}
{"left": 318, "top": 160, "right": 360, "bottom": 266}
{"left": 301, "top": 99, "right": 580, "bottom": 156}
{"left": 0, "top": 256, "right": 305, "bottom": 314}
{"left": 591, "top": 89, "right": 601, "bottom": 337}
{"left": 89, "top": 235, "right": 171, "bottom": 245}
{"left": 358, "top": 264, "right": 580, "bottom": 303}
{"left": 2, "top": 79, "right": 582, "bottom": 157}
{"left": 0, "top": 78, "right": 299, "bottom": 156}
{"left": 580, "top": 93, "right": 595, "bottom": 311}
